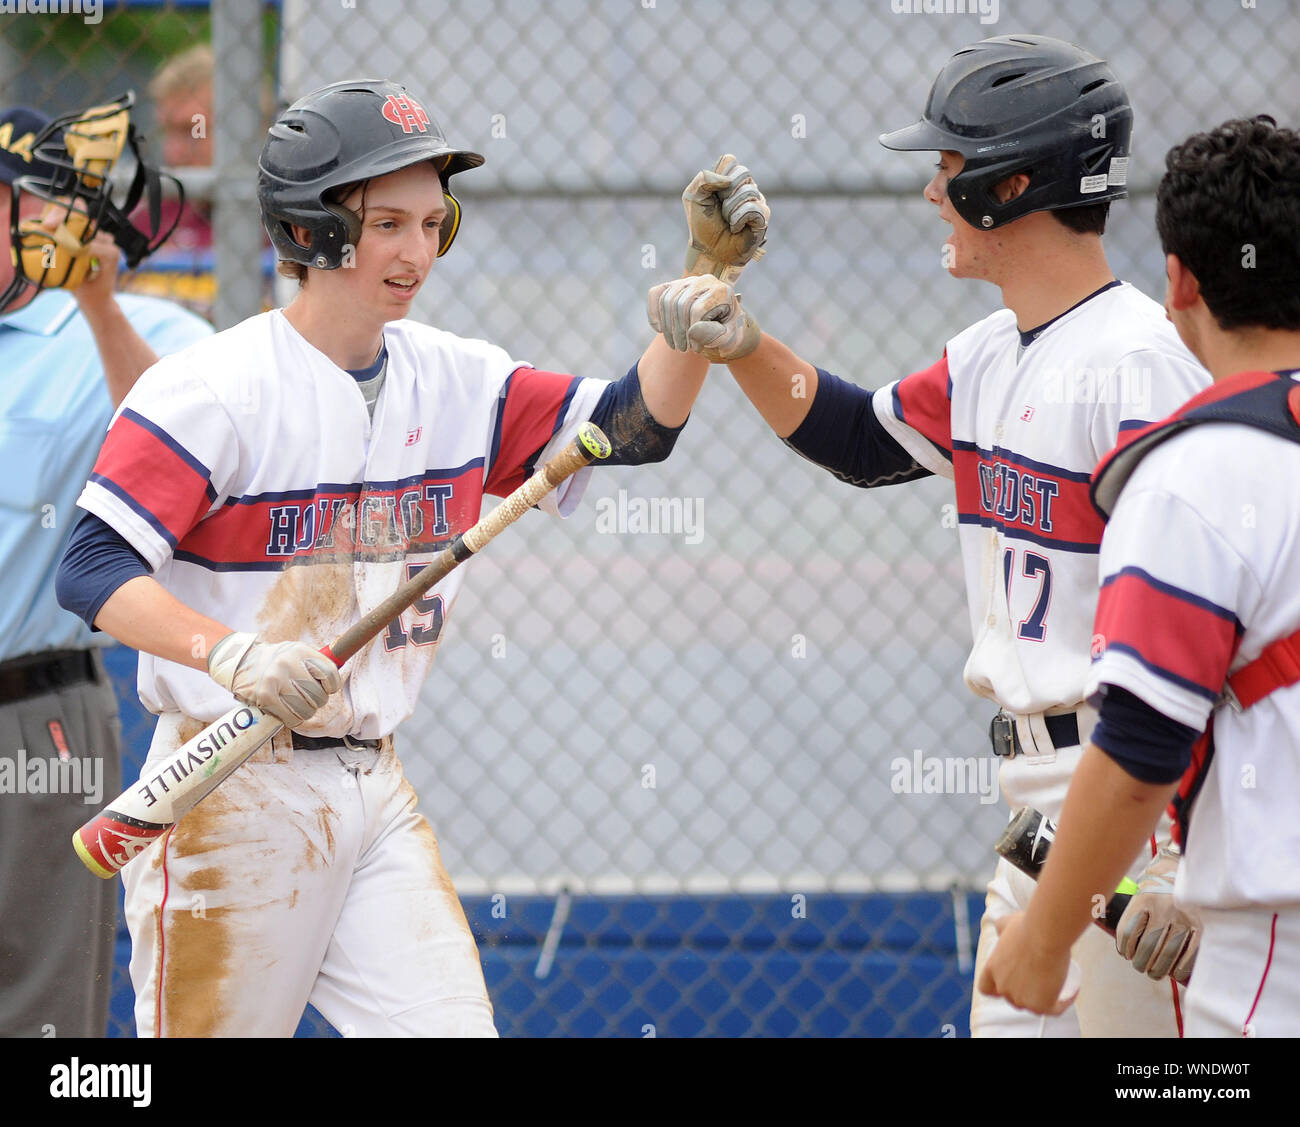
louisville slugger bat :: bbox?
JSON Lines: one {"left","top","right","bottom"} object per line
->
{"left": 73, "top": 422, "right": 612, "bottom": 878}
{"left": 994, "top": 806, "right": 1139, "bottom": 936}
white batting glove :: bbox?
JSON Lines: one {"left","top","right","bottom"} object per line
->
{"left": 207, "top": 631, "right": 342, "bottom": 728}
{"left": 647, "top": 275, "right": 761, "bottom": 363}
{"left": 683, "top": 154, "right": 769, "bottom": 283}
{"left": 1115, "top": 846, "right": 1200, "bottom": 984}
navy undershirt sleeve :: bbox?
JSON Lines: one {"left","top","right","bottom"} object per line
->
{"left": 1090, "top": 683, "right": 1200, "bottom": 784}
{"left": 784, "top": 369, "right": 932, "bottom": 488}
{"left": 55, "top": 511, "right": 152, "bottom": 632}
{"left": 588, "top": 363, "right": 685, "bottom": 466}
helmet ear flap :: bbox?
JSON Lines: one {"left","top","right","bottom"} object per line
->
{"left": 313, "top": 197, "right": 363, "bottom": 268}
{"left": 437, "top": 190, "right": 462, "bottom": 257}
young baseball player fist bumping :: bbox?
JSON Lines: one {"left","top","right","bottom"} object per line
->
{"left": 980, "top": 116, "right": 1300, "bottom": 1036}
{"left": 56, "top": 80, "right": 757, "bottom": 1037}
{"left": 653, "top": 36, "right": 1214, "bottom": 1036}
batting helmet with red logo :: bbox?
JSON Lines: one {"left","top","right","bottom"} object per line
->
{"left": 258, "top": 79, "right": 483, "bottom": 269}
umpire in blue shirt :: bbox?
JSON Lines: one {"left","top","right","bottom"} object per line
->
{"left": 0, "top": 104, "right": 211, "bottom": 1036}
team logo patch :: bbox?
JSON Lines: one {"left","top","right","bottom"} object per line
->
{"left": 382, "top": 94, "right": 430, "bottom": 134}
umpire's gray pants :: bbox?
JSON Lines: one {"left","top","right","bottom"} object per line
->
{"left": 0, "top": 651, "right": 123, "bottom": 1037}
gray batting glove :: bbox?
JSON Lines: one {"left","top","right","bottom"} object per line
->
{"left": 683, "top": 154, "right": 769, "bottom": 283}
{"left": 647, "top": 275, "right": 761, "bottom": 363}
{"left": 207, "top": 631, "right": 342, "bottom": 728}
{"left": 1115, "top": 846, "right": 1200, "bottom": 984}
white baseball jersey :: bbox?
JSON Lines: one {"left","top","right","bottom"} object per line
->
{"left": 77, "top": 308, "right": 606, "bottom": 737}
{"left": 1088, "top": 371, "right": 1300, "bottom": 911}
{"left": 874, "top": 282, "right": 1209, "bottom": 720}
{"left": 875, "top": 281, "right": 1209, "bottom": 1039}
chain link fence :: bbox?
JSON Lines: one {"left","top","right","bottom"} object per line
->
{"left": 7, "top": 0, "right": 1297, "bottom": 1037}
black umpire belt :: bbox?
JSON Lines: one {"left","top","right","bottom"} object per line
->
{"left": 289, "top": 731, "right": 383, "bottom": 751}
{"left": 988, "top": 710, "right": 1079, "bottom": 758}
{"left": 0, "top": 649, "right": 98, "bottom": 704}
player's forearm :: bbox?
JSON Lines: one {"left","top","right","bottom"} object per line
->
{"left": 635, "top": 332, "right": 709, "bottom": 429}
{"left": 725, "top": 333, "right": 819, "bottom": 438}
{"left": 94, "top": 576, "right": 235, "bottom": 671}
{"left": 1023, "top": 743, "right": 1178, "bottom": 953}
{"left": 75, "top": 294, "right": 161, "bottom": 408}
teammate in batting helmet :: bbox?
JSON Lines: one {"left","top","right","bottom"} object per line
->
{"left": 879, "top": 34, "right": 1132, "bottom": 231}
{"left": 258, "top": 79, "right": 484, "bottom": 270}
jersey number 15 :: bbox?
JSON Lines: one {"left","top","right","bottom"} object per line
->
{"left": 383, "top": 562, "right": 446, "bottom": 651}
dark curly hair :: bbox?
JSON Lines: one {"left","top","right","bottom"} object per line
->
{"left": 1156, "top": 115, "right": 1300, "bottom": 331}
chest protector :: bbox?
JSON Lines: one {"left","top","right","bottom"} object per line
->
{"left": 1091, "top": 370, "right": 1300, "bottom": 844}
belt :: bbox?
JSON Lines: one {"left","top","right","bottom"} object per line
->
{"left": 0, "top": 650, "right": 97, "bottom": 705}
{"left": 289, "top": 732, "right": 383, "bottom": 751}
{"left": 989, "top": 710, "right": 1080, "bottom": 758}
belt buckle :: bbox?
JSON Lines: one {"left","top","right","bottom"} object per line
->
{"left": 989, "top": 711, "right": 1018, "bottom": 758}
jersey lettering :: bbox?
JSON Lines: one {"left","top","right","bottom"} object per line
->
{"left": 964, "top": 448, "right": 1066, "bottom": 540}
{"left": 424, "top": 483, "right": 454, "bottom": 536}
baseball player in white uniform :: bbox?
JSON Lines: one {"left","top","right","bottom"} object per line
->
{"left": 54, "top": 79, "right": 768, "bottom": 1037}
{"left": 980, "top": 114, "right": 1300, "bottom": 1036}
{"left": 650, "top": 35, "right": 1211, "bottom": 1036}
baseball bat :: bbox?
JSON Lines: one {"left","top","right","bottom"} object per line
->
{"left": 994, "top": 806, "right": 1139, "bottom": 935}
{"left": 73, "top": 422, "right": 612, "bottom": 878}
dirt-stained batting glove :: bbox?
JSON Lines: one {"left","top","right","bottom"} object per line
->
{"left": 207, "top": 631, "right": 342, "bottom": 728}
{"left": 647, "top": 275, "right": 761, "bottom": 363}
{"left": 1115, "top": 846, "right": 1200, "bottom": 984}
{"left": 683, "top": 154, "right": 769, "bottom": 283}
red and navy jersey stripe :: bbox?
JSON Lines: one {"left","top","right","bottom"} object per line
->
{"left": 891, "top": 354, "right": 953, "bottom": 462}
{"left": 90, "top": 407, "right": 492, "bottom": 571}
{"left": 954, "top": 442, "right": 1104, "bottom": 553}
{"left": 484, "top": 367, "right": 583, "bottom": 496}
{"left": 89, "top": 409, "right": 217, "bottom": 551}
{"left": 172, "top": 461, "right": 487, "bottom": 571}
{"left": 1095, "top": 566, "right": 1243, "bottom": 702}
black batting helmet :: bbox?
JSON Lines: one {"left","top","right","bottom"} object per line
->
{"left": 880, "top": 35, "right": 1132, "bottom": 230}
{"left": 258, "top": 79, "right": 483, "bottom": 269}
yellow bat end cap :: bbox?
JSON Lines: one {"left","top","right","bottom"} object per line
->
{"left": 72, "top": 830, "right": 117, "bottom": 880}
{"left": 1116, "top": 877, "right": 1140, "bottom": 896}
{"left": 578, "top": 422, "right": 612, "bottom": 461}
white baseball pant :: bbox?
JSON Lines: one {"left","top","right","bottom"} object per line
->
{"left": 122, "top": 712, "right": 497, "bottom": 1037}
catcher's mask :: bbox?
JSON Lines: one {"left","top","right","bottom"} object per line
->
{"left": 1, "top": 91, "right": 182, "bottom": 313}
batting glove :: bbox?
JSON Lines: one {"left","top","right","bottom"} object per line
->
{"left": 648, "top": 275, "right": 761, "bottom": 363}
{"left": 683, "top": 154, "right": 769, "bottom": 283}
{"left": 207, "top": 631, "right": 342, "bottom": 728}
{"left": 1115, "top": 846, "right": 1200, "bottom": 984}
